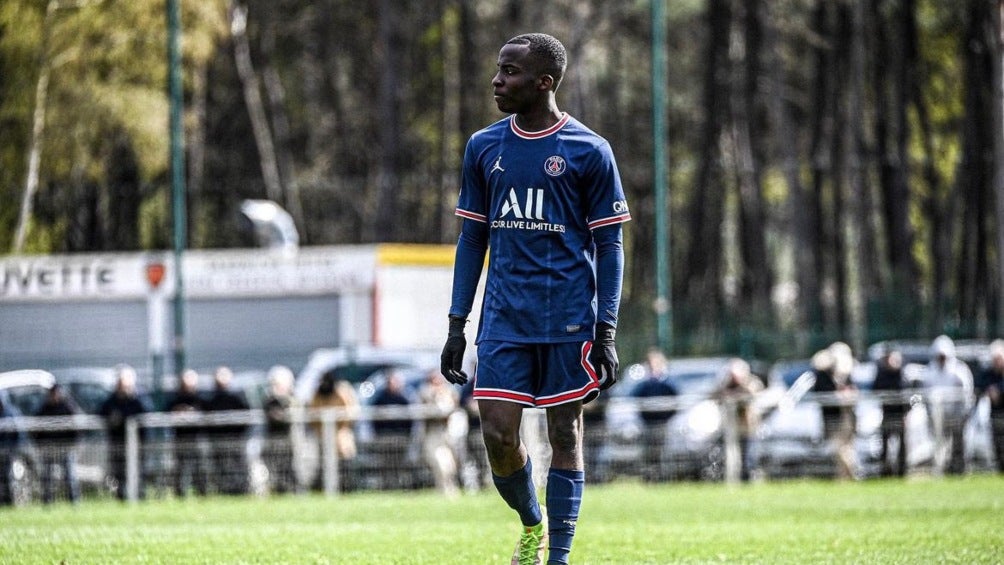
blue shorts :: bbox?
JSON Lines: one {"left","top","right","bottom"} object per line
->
{"left": 473, "top": 340, "right": 601, "bottom": 407}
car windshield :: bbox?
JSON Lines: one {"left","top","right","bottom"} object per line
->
{"left": 5, "top": 385, "right": 48, "bottom": 416}
{"left": 670, "top": 370, "right": 723, "bottom": 396}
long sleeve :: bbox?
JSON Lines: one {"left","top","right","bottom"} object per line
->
{"left": 449, "top": 218, "right": 489, "bottom": 318}
{"left": 592, "top": 223, "right": 624, "bottom": 328}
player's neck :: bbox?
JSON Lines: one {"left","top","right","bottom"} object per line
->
{"left": 513, "top": 103, "right": 563, "bottom": 133}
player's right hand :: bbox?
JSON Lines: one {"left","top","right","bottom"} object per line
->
{"left": 440, "top": 315, "right": 469, "bottom": 385}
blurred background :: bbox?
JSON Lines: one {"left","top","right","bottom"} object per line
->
{"left": 1, "top": 0, "right": 1003, "bottom": 363}
{"left": 3, "top": 0, "right": 1004, "bottom": 507}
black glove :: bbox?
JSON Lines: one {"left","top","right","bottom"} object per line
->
{"left": 440, "top": 315, "right": 469, "bottom": 385}
{"left": 590, "top": 322, "right": 619, "bottom": 390}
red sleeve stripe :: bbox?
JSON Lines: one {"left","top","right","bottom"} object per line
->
{"left": 456, "top": 208, "right": 487, "bottom": 222}
{"left": 588, "top": 213, "right": 632, "bottom": 230}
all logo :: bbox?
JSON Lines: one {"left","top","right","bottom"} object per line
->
{"left": 544, "top": 155, "right": 566, "bottom": 176}
{"left": 500, "top": 188, "right": 545, "bottom": 220}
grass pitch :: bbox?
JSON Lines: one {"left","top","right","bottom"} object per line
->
{"left": 1, "top": 475, "right": 1002, "bottom": 564}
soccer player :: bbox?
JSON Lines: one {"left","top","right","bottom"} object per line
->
{"left": 440, "top": 32, "right": 630, "bottom": 565}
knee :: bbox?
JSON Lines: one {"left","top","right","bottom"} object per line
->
{"left": 481, "top": 420, "right": 520, "bottom": 455}
{"left": 548, "top": 422, "right": 581, "bottom": 457}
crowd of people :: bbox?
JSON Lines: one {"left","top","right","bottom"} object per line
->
{"left": 3, "top": 332, "right": 1004, "bottom": 505}
{"left": 0, "top": 362, "right": 477, "bottom": 505}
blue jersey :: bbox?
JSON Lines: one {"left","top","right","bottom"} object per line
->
{"left": 455, "top": 113, "right": 630, "bottom": 344}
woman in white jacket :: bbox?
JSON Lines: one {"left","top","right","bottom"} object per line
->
{"left": 924, "top": 335, "right": 974, "bottom": 475}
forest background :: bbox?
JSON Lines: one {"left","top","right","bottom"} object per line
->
{"left": 2, "top": 0, "right": 1003, "bottom": 361}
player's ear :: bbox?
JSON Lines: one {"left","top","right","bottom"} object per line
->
{"left": 537, "top": 74, "right": 554, "bottom": 91}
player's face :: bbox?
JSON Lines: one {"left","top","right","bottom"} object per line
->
{"left": 492, "top": 43, "right": 545, "bottom": 114}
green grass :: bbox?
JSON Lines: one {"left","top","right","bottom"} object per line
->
{"left": 2, "top": 476, "right": 1003, "bottom": 564}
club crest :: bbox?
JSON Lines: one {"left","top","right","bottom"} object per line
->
{"left": 544, "top": 155, "right": 566, "bottom": 177}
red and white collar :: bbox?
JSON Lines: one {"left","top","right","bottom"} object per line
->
{"left": 509, "top": 113, "right": 569, "bottom": 139}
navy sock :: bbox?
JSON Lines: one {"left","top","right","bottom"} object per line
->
{"left": 545, "top": 468, "right": 584, "bottom": 565}
{"left": 492, "top": 458, "right": 542, "bottom": 527}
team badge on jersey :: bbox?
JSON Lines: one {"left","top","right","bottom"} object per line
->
{"left": 544, "top": 155, "right": 566, "bottom": 177}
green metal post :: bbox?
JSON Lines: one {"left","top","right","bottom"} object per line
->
{"left": 168, "top": 0, "right": 186, "bottom": 381}
{"left": 652, "top": 0, "right": 672, "bottom": 352}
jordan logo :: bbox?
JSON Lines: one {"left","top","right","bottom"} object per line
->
{"left": 490, "top": 155, "right": 505, "bottom": 175}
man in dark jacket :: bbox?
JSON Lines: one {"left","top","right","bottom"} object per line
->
{"left": 204, "top": 366, "right": 250, "bottom": 494}
{"left": 100, "top": 365, "right": 151, "bottom": 500}
{"left": 982, "top": 340, "right": 1004, "bottom": 473}
{"left": 34, "top": 384, "right": 82, "bottom": 503}
{"left": 166, "top": 369, "right": 208, "bottom": 496}
{"left": 873, "top": 348, "right": 909, "bottom": 477}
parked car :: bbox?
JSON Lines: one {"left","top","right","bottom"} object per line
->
{"left": 295, "top": 345, "right": 440, "bottom": 404}
{"left": 600, "top": 357, "right": 767, "bottom": 481}
{"left": 0, "top": 370, "right": 53, "bottom": 505}
{"left": 752, "top": 353, "right": 1001, "bottom": 479}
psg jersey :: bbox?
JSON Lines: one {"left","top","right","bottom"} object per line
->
{"left": 455, "top": 113, "right": 631, "bottom": 344}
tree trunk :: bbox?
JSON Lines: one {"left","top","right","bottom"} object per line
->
{"left": 14, "top": 0, "right": 58, "bottom": 253}
{"left": 684, "top": 0, "right": 731, "bottom": 321}
{"left": 994, "top": 0, "right": 1004, "bottom": 332}
{"left": 230, "top": 1, "right": 283, "bottom": 203}
{"left": 731, "top": 0, "right": 773, "bottom": 314}
{"left": 808, "top": 1, "right": 837, "bottom": 333}
{"left": 765, "top": 0, "right": 820, "bottom": 335}
{"left": 373, "top": 0, "right": 403, "bottom": 241}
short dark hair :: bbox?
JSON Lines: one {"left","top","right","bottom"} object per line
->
{"left": 506, "top": 33, "right": 566, "bottom": 90}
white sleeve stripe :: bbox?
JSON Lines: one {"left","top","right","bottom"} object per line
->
{"left": 588, "top": 213, "right": 632, "bottom": 230}
{"left": 456, "top": 209, "right": 487, "bottom": 222}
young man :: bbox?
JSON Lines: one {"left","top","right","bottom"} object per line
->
{"left": 440, "top": 32, "right": 630, "bottom": 565}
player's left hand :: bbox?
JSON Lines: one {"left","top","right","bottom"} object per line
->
{"left": 590, "top": 322, "right": 619, "bottom": 390}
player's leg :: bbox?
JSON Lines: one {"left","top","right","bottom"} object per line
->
{"left": 480, "top": 399, "right": 547, "bottom": 565}
{"left": 536, "top": 341, "right": 599, "bottom": 565}
{"left": 480, "top": 399, "right": 543, "bottom": 524}
{"left": 545, "top": 402, "right": 584, "bottom": 565}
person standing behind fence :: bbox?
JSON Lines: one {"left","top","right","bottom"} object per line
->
{"left": 982, "top": 340, "right": 1004, "bottom": 473}
{"left": 263, "top": 365, "right": 298, "bottom": 494}
{"left": 634, "top": 348, "right": 679, "bottom": 481}
{"left": 418, "top": 368, "right": 461, "bottom": 497}
{"left": 0, "top": 395, "right": 23, "bottom": 505}
{"left": 873, "top": 348, "right": 910, "bottom": 477}
{"left": 166, "top": 369, "right": 207, "bottom": 497}
{"left": 309, "top": 373, "right": 359, "bottom": 482}
{"left": 924, "top": 335, "right": 974, "bottom": 475}
{"left": 811, "top": 343, "right": 858, "bottom": 480}
{"left": 34, "top": 384, "right": 82, "bottom": 504}
{"left": 99, "top": 364, "right": 151, "bottom": 500}
{"left": 204, "top": 366, "right": 250, "bottom": 494}
{"left": 712, "top": 358, "right": 763, "bottom": 481}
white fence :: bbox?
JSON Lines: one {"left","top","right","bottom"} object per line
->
{"left": 0, "top": 389, "right": 998, "bottom": 505}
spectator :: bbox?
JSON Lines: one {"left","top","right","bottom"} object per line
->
{"left": 166, "top": 369, "right": 207, "bottom": 497}
{"left": 712, "top": 358, "right": 763, "bottom": 481}
{"left": 418, "top": 368, "right": 461, "bottom": 497}
{"left": 309, "top": 373, "right": 359, "bottom": 462}
{"left": 924, "top": 335, "right": 974, "bottom": 475}
{"left": 263, "top": 365, "right": 298, "bottom": 494}
{"left": 633, "top": 348, "right": 679, "bottom": 481}
{"left": 873, "top": 348, "right": 910, "bottom": 477}
{"left": 99, "top": 364, "right": 151, "bottom": 500}
{"left": 457, "top": 378, "right": 490, "bottom": 492}
{"left": 369, "top": 370, "right": 416, "bottom": 488}
{"left": 33, "top": 384, "right": 82, "bottom": 504}
{"left": 983, "top": 339, "right": 1004, "bottom": 473}
{"left": 811, "top": 342, "right": 858, "bottom": 480}
{"left": 204, "top": 366, "right": 251, "bottom": 494}
{"left": 371, "top": 370, "right": 415, "bottom": 436}
{"left": 0, "top": 395, "right": 23, "bottom": 505}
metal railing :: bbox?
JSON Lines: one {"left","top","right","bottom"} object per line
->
{"left": 0, "top": 389, "right": 998, "bottom": 506}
